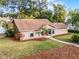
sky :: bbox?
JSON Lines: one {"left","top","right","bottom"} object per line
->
{"left": 48, "top": 0, "right": 79, "bottom": 9}
{"left": 61, "top": 0, "right": 79, "bottom": 9}
{"left": 0, "top": 0, "right": 79, "bottom": 14}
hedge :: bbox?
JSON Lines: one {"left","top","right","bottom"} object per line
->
{"left": 68, "top": 30, "right": 79, "bottom": 34}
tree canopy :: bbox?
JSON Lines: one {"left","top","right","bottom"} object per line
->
{"left": 0, "top": 0, "right": 79, "bottom": 24}
{"left": 53, "top": 4, "right": 66, "bottom": 22}
{"left": 68, "top": 9, "right": 79, "bottom": 30}
{"left": 1, "top": 0, "right": 48, "bottom": 19}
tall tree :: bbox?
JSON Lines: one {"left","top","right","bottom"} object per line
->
{"left": 35, "top": 0, "right": 47, "bottom": 10}
{"left": 68, "top": 9, "right": 79, "bottom": 30}
{"left": 53, "top": 4, "right": 66, "bottom": 22}
{"left": 17, "top": 0, "right": 48, "bottom": 18}
{"left": 0, "top": 0, "right": 48, "bottom": 19}
{"left": 0, "top": 0, "right": 7, "bottom": 5}
{"left": 17, "top": 8, "right": 26, "bottom": 19}
{"left": 35, "top": 0, "right": 47, "bottom": 17}
{"left": 36, "top": 10, "right": 53, "bottom": 22}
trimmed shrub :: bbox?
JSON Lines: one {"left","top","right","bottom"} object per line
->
{"left": 71, "top": 34, "right": 79, "bottom": 43}
{"left": 68, "top": 30, "right": 79, "bottom": 34}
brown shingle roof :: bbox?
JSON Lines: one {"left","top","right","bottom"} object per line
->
{"left": 14, "top": 19, "right": 51, "bottom": 31}
{"left": 51, "top": 23, "right": 67, "bottom": 29}
{"left": 14, "top": 19, "right": 67, "bottom": 32}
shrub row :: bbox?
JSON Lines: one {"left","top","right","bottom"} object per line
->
{"left": 71, "top": 34, "right": 79, "bottom": 43}
{"left": 68, "top": 30, "right": 79, "bottom": 34}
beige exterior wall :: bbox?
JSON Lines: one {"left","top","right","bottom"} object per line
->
{"left": 19, "top": 25, "right": 68, "bottom": 40}
{"left": 20, "top": 31, "right": 43, "bottom": 40}
{"left": 52, "top": 29, "right": 68, "bottom": 36}
{"left": 20, "top": 25, "right": 54, "bottom": 40}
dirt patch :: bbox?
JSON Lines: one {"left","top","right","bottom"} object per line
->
{"left": 19, "top": 45, "right": 79, "bottom": 59}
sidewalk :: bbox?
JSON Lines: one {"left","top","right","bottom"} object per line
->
{"left": 46, "top": 36, "right": 79, "bottom": 48}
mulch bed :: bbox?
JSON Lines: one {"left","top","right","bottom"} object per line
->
{"left": 19, "top": 45, "right": 79, "bottom": 59}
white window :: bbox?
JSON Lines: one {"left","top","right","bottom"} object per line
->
{"left": 30, "top": 33, "right": 34, "bottom": 37}
{"left": 48, "top": 29, "right": 51, "bottom": 34}
{"left": 52, "top": 30, "right": 55, "bottom": 34}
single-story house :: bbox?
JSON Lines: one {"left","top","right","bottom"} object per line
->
{"left": 14, "top": 19, "right": 68, "bottom": 41}
{"left": 67, "top": 23, "right": 76, "bottom": 30}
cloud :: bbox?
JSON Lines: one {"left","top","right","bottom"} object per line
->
{"left": 54, "top": 1, "right": 64, "bottom": 5}
{"left": 47, "top": 0, "right": 54, "bottom": 11}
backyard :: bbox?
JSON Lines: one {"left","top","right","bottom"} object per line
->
{"left": 0, "top": 37, "right": 64, "bottom": 59}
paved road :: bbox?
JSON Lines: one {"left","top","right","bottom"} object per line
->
{"left": 45, "top": 36, "right": 79, "bottom": 48}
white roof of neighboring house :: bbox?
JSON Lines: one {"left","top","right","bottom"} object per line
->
{"left": 0, "top": 17, "right": 10, "bottom": 22}
{"left": 0, "top": 26, "right": 6, "bottom": 34}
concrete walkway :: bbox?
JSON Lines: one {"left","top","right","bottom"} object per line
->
{"left": 45, "top": 36, "right": 79, "bottom": 48}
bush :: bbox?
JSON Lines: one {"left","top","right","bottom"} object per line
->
{"left": 71, "top": 34, "right": 79, "bottom": 43}
{"left": 68, "top": 30, "right": 79, "bottom": 34}
{"left": 14, "top": 33, "right": 20, "bottom": 40}
{"left": 6, "top": 29, "right": 16, "bottom": 37}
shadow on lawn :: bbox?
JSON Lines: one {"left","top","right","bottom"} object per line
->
{"left": 7, "top": 37, "right": 48, "bottom": 42}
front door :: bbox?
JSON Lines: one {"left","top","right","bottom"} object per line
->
{"left": 48, "top": 29, "right": 51, "bottom": 35}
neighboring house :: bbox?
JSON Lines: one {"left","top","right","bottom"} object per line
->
{"left": 0, "top": 17, "right": 10, "bottom": 22}
{"left": 0, "top": 22, "right": 6, "bottom": 38}
{"left": 0, "top": 26, "right": 6, "bottom": 34}
{"left": 66, "top": 23, "right": 79, "bottom": 31}
{"left": 0, "top": 17, "right": 11, "bottom": 38}
{"left": 67, "top": 23, "right": 76, "bottom": 30}
{"left": 14, "top": 19, "right": 68, "bottom": 41}
{"left": 65, "top": 16, "right": 79, "bottom": 31}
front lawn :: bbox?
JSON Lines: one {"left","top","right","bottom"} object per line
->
{"left": 0, "top": 37, "right": 64, "bottom": 59}
{"left": 53, "top": 33, "right": 74, "bottom": 42}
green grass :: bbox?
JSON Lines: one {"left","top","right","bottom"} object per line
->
{"left": 53, "top": 33, "right": 74, "bottom": 42}
{"left": 0, "top": 37, "right": 64, "bottom": 59}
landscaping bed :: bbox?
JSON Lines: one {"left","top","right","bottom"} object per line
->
{"left": 0, "top": 37, "right": 64, "bottom": 59}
